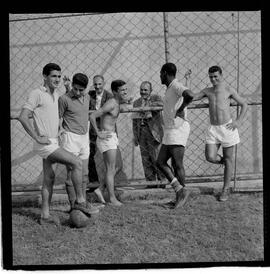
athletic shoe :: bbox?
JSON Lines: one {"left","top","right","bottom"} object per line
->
{"left": 219, "top": 189, "right": 230, "bottom": 202}
{"left": 174, "top": 187, "right": 191, "bottom": 209}
{"left": 73, "top": 201, "right": 99, "bottom": 216}
{"left": 39, "top": 215, "right": 60, "bottom": 226}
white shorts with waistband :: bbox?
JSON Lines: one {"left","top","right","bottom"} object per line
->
{"left": 33, "top": 138, "right": 60, "bottom": 159}
{"left": 60, "top": 131, "right": 90, "bottom": 160}
{"left": 205, "top": 120, "right": 240, "bottom": 148}
{"left": 162, "top": 118, "right": 190, "bottom": 146}
{"left": 96, "top": 132, "right": 119, "bottom": 154}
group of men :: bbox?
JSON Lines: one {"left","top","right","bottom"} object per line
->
{"left": 18, "top": 62, "right": 247, "bottom": 225}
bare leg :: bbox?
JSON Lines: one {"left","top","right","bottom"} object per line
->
{"left": 41, "top": 159, "right": 55, "bottom": 219}
{"left": 103, "top": 149, "right": 122, "bottom": 206}
{"left": 82, "top": 158, "right": 89, "bottom": 200}
{"left": 205, "top": 143, "right": 223, "bottom": 164}
{"left": 65, "top": 166, "right": 76, "bottom": 209}
{"left": 170, "top": 145, "right": 186, "bottom": 187}
{"left": 222, "top": 146, "right": 234, "bottom": 190}
{"left": 47, "top": 148, "right": 85, "bottom": 203}
{"left": 156, "top": 144, "right": 175, "bottom": 182}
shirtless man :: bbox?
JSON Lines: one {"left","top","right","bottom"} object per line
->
{"left": 89, "top": 79, "right": 128, "bottom": 206}
{"left": 193, "top": 66, "right": 247, "bottom": 201}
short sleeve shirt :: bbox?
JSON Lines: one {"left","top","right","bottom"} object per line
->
{"left": 58, "top": 90, "right": 90, "bottom": 135}
{"left": 162, "top": 79, "right": 189, "bottom": 129}
{"left": 23, "top": 86, "right": 59, "bottom": 138}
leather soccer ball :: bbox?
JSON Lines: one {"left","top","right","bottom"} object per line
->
{"left": 69, "top": 209, "right": 89, "bottom": 228}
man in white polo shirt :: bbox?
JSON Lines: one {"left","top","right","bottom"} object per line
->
{"left": 19, "top": 63, "right": 95, "bottom": 225}
{"left": 157, "top": 62, "right": 195, "bottom": 209}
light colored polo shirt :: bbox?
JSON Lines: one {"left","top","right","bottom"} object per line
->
{"left": 23, "top": 86, "right": 59, "bottom": 138}
{"left": 58, "top": 90, "right": 90, "bottom": 135}
{"left": 162, "top": 78, "right": 189, "bottom": 130}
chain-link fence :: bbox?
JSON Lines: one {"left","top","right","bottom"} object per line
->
{"left": 9, "top": 12, "right": 262, "bottom": 189}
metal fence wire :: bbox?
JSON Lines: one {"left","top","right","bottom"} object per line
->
{"left": 9, "top": 12, "right": 262, "bottom": 188}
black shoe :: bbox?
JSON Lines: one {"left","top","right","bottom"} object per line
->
{"left": 174, "top": 187, "right": 191, "bottom": 209}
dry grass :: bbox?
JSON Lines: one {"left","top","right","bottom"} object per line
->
{"left": 11, "top": 190, "right": 264, "bottom": 266}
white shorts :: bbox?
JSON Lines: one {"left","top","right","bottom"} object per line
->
{"left": 162, "top": 118, "right": 190, "bottom": 147}
{"left": 33, "top": 138, "right": 60, "bottom": 159}
{"left": 60, "top": 131, "right": 90, "bottom": 160}
{"left": 96, "top": 132, "right": 119, "bottom": 154}
{"left": 205, "top": 120, "right": 240, "bottom": 148}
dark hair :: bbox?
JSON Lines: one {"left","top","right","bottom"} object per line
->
{"left": 208, "top": 66, "right": 222, "bottom": 74}
{"left": 42, "top": 63, "right": 61, "bottom": 76}
{"left": 161, "top": 62, "right": 177, "bottom": 76}
{"left": 141, "top": 81, "right": 152, "bottom": 91}
{"left": 72, "top": 73, "right": 89, "bottom": 88}
{"left": 111, "top": 79, "right": 126, "bottom": 92}
{"left": 93, "top": 75, "right": 104, "bottom": 82}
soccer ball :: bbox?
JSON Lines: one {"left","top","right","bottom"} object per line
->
{"left": 69, "top": 209, "right": 89, "bottom": 228}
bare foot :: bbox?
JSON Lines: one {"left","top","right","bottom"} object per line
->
{"left": 94, "top": 187, "right": 106, "bottom": 204}
{"left": 108, "top": 198, "right": 122, "bottom": 206}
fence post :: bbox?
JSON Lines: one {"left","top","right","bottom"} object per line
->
{"left": 233, "top": 12, "right": 240, "bottom": 191}
{"left": 163, "top": 12, "right": 170, "bottom": 63}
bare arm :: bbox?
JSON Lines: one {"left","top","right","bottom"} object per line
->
{"left": 89, "top": 99, "right": 114, "bottom": 139}
{"left": 192, "top": 88, "right": 207, "bottom": 101}
{"left": 175, "top": 89, "right": 194, "bottom": 118}
{"left": 18, "top": 108, "right": 51, "bottom": 145}
{"left": 226, "top": 89, "right": 248, "bottom": 130}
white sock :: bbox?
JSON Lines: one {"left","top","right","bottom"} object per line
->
{"left": 170, "top": 178, "right": 182, "bottom": 192}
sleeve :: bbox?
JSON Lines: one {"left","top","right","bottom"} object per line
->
{"left": 58, "top": 95, "right": 66, "bottom": 118}
{"left": 23, "top": 89, "right": 41, "bottom": 111}
{"left": 174, "top": 81, "right": 189, "bottom": 97}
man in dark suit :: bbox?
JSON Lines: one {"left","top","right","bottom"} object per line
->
{"left": 132, "top": 81, "right": 166, "bottom": 184}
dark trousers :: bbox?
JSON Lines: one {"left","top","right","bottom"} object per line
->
{"left": 88, "top": 140, "right": 99, "bottom": 183}
{"left": 139, "top": 124, "right": 165, "bottom": 181}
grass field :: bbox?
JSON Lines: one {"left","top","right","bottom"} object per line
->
{"left": 11, "top": 188, "right": 264, "bottom": 267}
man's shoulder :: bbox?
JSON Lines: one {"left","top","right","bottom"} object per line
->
{"left": 59, "top": 92, "right": 70, "bottom": 101}
{"left": 103, "top": 89, "right": 114, "bottom": 98}
{"left": 171, "top": 79, "right": 187, "bottom": 91}
{"left": 30, "top": 86, "right": 45, "bottom": 95}
{"left": 133, "top": 97, "right": 141, "bottom": 105}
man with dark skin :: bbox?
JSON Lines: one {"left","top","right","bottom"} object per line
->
{"left": 157, "top": 62, "right": 195, "bottom": 209}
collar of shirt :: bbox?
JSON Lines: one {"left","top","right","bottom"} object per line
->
{"left": 41, "top": 86, "right": 57, "bottom": 101}
{"left": 167, "top": 78, "right": 177, "bottom": 90}
{"left": 67, "top": 90, "right": 86, "bottom": 104}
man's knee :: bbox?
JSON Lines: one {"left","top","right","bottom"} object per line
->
{"left": 69, "top": 156, "right": 82, "bottom": 170}
{"left": 205, "top": 150, "right": 217, "bottom": 163}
